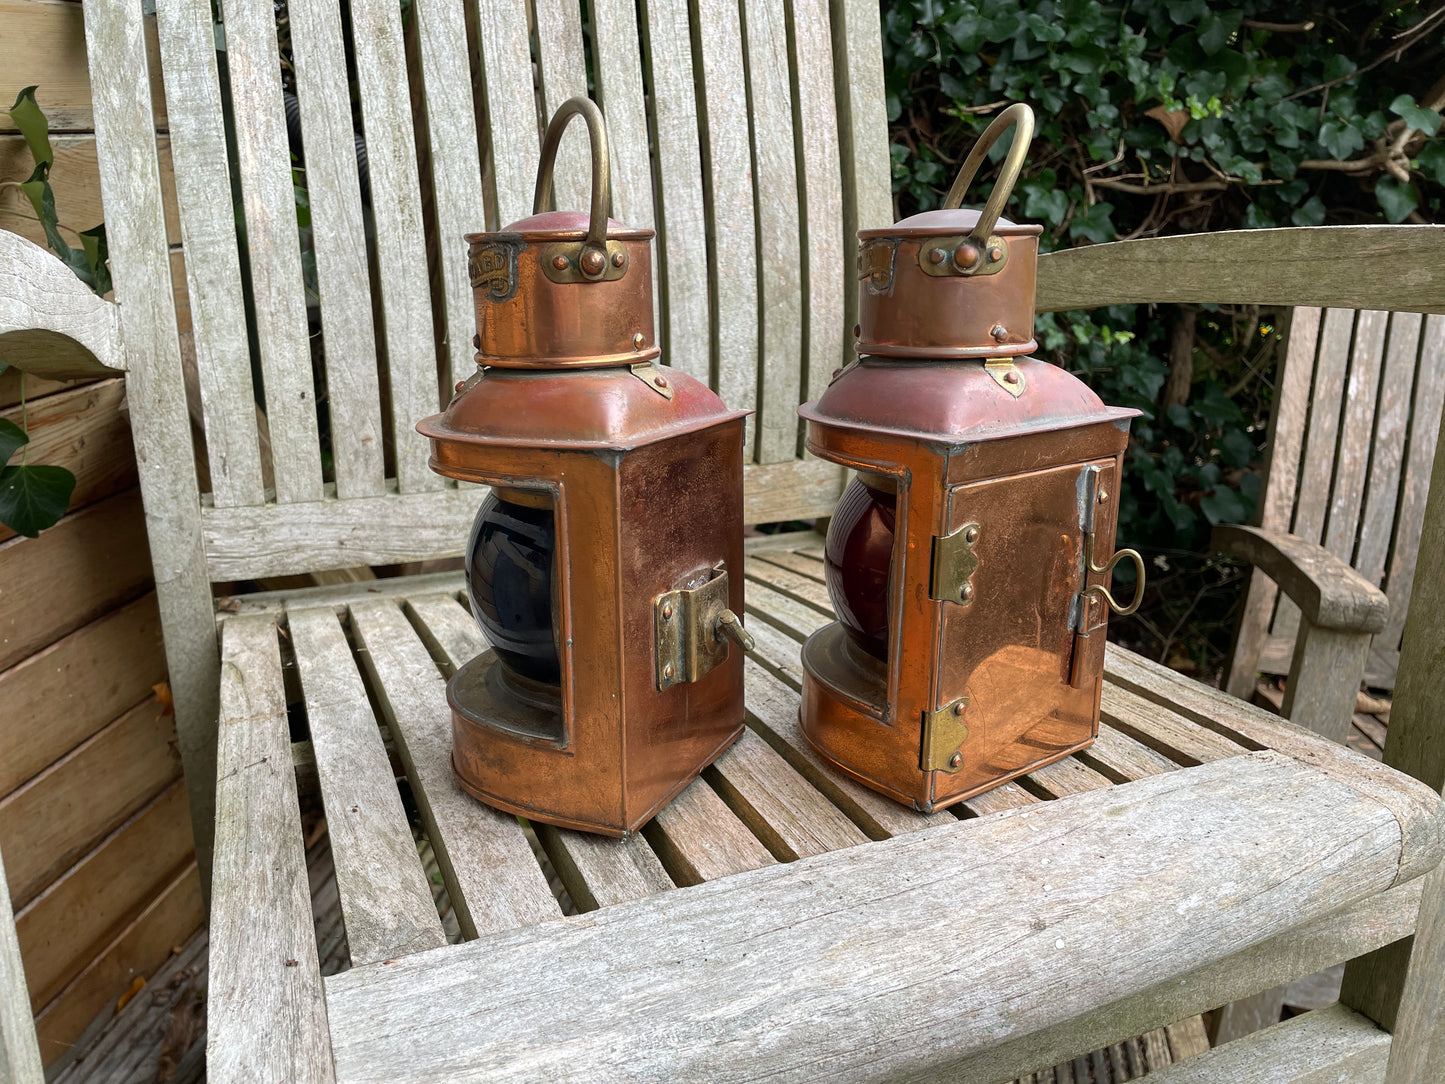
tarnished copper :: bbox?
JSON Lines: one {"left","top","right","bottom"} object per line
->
{"left": 798, "top": 104, "right": 1147, "bottom": 813}
{"left": 420, "top": 97, "right": 751, "bottom": 836}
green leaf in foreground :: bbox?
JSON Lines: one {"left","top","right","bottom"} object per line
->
{"left": 0, "top": 418, "right": 27, "bottom": 464}
{"left": 0, "top": 464, "right": 76, "bottom": 538}
{"left": 6, "top": 86, "right": 53, "bottom": 168}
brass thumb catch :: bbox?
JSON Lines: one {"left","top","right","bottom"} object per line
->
{"left": 1083, "top": 535, "right": 1146, "bottom": 617}
{"left": 714, "top": 608, "right": 754, "bottom": 652}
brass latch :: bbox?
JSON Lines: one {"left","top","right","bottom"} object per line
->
{"left": 654, "top": 569, "right": 754, "bottom": 691}
{"left": 922, "top": 696, "right": 969, "bottom": 772}
{"left": 1078, "top": 466, "right": 1146, "bottom": 617}
{"left": 930, "top": 522, "right": 980, "bottom": 605}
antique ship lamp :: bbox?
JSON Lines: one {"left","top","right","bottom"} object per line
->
{"left": 798, "top": 105, "right": 1145, "bottom": 812}
{"left": 418, "top": 99, "right": 752, "bottom": 836}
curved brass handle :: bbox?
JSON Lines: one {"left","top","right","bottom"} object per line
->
{"left": 1083, "top": 535, "right": 1147, "bottom": 617}
{"left": 532, "top": 96, "right": 611, "bottom": 280}
{"left": 942, "top": 102, "right": 1035, "bottom": 246}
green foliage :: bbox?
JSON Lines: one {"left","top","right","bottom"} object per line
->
{"left": 883, "top": 1, "right": 1444, "bottom": 669}
{"left": 0, "top": 416, "right": 77, "bottom": 539}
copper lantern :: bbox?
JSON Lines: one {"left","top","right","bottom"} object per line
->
{"left": 418, "top": 98, "right": 753, "bottom": 836}
{"left": 797, "top": 104, "right": 1146, "bottom": 812}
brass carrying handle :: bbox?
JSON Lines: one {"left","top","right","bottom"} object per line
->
{"left": 532, "top": 96, "right": 611, "bottom": 280}
{"left": 942, "top": 102, "right": 1035, "bottom": 245}
{"left": 1083, "top": 535, "right": 1147, "bottom": 617}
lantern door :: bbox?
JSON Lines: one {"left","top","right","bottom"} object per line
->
{"left": 926, "top": 457, "right": 1120, "bottom": 800}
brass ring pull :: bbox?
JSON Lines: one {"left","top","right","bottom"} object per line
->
{"left": 1083, "top": 536, "right": 1147, "bottom": 617}
{"left": 532, "top": 96, "right": 611, "bottom": 280}
{"left": 942, "top": 102, "right": 1035, "bottom": 246}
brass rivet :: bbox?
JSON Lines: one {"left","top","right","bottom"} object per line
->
{"left": 552, "top": 255, "right": 569, "bottom": 270}
{"left": 928, "top": 247, "right": 946, "bottom": 265}
{"left": 988, "top": 245, "right": 1004, "bottom": 262}
{"left": 964, "top": 525, "right": 980, "bottom": 544}
{"left": 454, "top": 381, "right": 466, "bottom": 393}
{"left": 960, "top": 583, "right": 975, "bottom": 601}
{"left": 472, "top": 334, "right": 481, "bottom": 348}
{"left": 580, "top": 248, "right": 606, "bottom": 275}
{"left": 952, "top": 702, "right": 965, "bottom": 716}
{"left": 1098, "top": 488, "right": 1109, "bottom": 504}
{"left": 991, "top": 324, "right": 1008, "bottom": 341}
{"left": 853, "top": 324, "right": 861, "bottom": 337}
{"left": 633, "top": 332, "right": 646, "bottom": 349}
{"left": 655, "top": 375, "right": 669, "bottom": 388}
{"left": 611, "top": 250, "right": 625, "bottom": 267}
{"left": 1003, "top": 370, "right": 1020, "bottom": 385}
{"left": 954, "top": 244, "right": 979, "bottom": 269}
{"left": 949, "top": 753, "right": 963, "bottom": 768}
{"left": 663, "top": 662, "right": 675, "bottom": 679}
{"left": 663, "top": 603, "right": 674, "bottom": 618}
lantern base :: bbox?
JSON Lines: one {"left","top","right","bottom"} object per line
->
{"left": 799, "top": 623, "right": 1096, "bottom": 813}
{"left": 448, "top": 650, "right": 744, "bottom": 837}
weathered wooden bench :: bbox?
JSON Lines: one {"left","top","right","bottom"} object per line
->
{"left": 2, "top": 0, "right": 1444, "bottom": 1079}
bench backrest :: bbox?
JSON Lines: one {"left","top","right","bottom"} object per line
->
{"left": 1225, "top": 308, "right": 1445, "bottom": 697}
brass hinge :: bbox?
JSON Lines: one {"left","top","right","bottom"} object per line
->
{"left": 984, "top": 357, "right": 1025, "bottom": 397}
{"left": 917, "top": 234, "right": 1010, "bottom": 277}
{"left": 540, "top": 239, "right": 630, "bottom": 283}
{"left": 930, "top": 522, "right": 980, "bottom": 605}
{"left": 922, "top": 696, "right": 969, "bottom": 772}
{"left": 654, "top": 569, "right": 753, "bottom": 690}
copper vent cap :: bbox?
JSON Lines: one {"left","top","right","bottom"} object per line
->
{"left": 857, "top": 103, "right": 1042, "bottom": 360}
{"left": 467, "top": 97, "right": 658, "bottom": 369}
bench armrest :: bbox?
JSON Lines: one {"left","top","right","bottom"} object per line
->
{"left": 1212, "top": 524, "right": 1389, "bottom": 635}
{"left": 0, "top": 232, "right": 124, "bottom": 378}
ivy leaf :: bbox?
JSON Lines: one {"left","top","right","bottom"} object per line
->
{"left": 1068, "top": 201, "right": 1114, "bottom": 244}
{"left": 1290, "top": 196, "right": 1325, "bottom": 227}
{"left": 1418, "top": 141, "right": 1445, "bottom": 186}
{"left": 1200, "top": 485, "right": 1247, "bottom": 526}
{"left": 0, "top": 464, "right": 76, "bottom": 538}
{"left": 1375, "top": 176, "right": 1419, "bottom": 223}
{"left": 18, "top": 163, "right": 99, "bottom": 291}
{"left": 78, "top": 224, "right": 111, "bottom": 296}
{"left": 5, "top": 86, "right": 53, "bottom": 168}
{"left": 1389, "top": 94, "right": 1442, "bottom": 137}
{"left": 0, "top": 418, "right": 27, "bottom": 465}
{"left": 1317, "top": 120, "right": 1363, "bottom": 161}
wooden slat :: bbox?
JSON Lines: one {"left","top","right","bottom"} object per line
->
{"left": 83, "top": 0, "right": 222, "bottom": 887}
{"left": 744, "top": 552, "right": 834, "bottom": 613}
{"left": 350, "top": 0, "right": 442, "bottom": 496}
{"left": 591, "top": 0, "right": 660, "bottom": 333}
{"left": 208, "top": 615, "right": 332, "bottom": 1083}
{"left": 31, "top": 862, "right": 202, "bottom": 1070}
{"left": 153, "top": 0, "right": 265, "bottom": 508}
{"left": 411, "top": 0, "right": 488, "bottom": 390}
{"left": 1100, "top": 684, "right": 1249, "bottom": 766}
{"left": 0, "top": 235, "right": 122, "bottom": 381}
{"left": 0, "top": 0, "right": 165, "bottom": 134}
{"left": 534, "top": 825, "right": 675, "bottom": 911}
{"left": 1325, "top": 308, "right": 1388, "bottom": 560}
{"left": 1380, "top": 313, "right": 1445, "bottom": 650}
{"left": 643, "top": 780, "right": 776, "bottom": 886}
{"left": 349, "top": 596, "right": 563, "bottom": 939}
{"left": 1021, "top": 757, "right": 1115, "bottom": 798}
{"left": 959, "top": 779, "right": 1041, "bottom": 816}
{"left": 742, "top": 0, "right": 803, "bottom": 463}
{"left": 790, "top": 0, "right": 847, "bottom": 396}
{"left": 14, "top": 781, "right": 191, "bottom": 1012}
{"left": 692, "top": 0, "right": 758, "bottom": 451}
{"left": 752, "top": 547, "right": 827, "bottom": 581}
{"left": 474, "top": 0, "right": 540, "bottom": 228}
{"left": 743, "top": 616, "right": 808, "bottom": 690}
{"left": 287, "top": 0, "right": 385, "bottom": 499}
{"left": 1076, "top": 724, "right": 1180, "bottom": 784}
{"left": 0, "top": 592, "right": 164, "bottom": 799}
{"left": 744, "top": 579, "right": 831, "bottom": 640}
{"left": 743, "top": 455, "right": 847, "bottom": 522}
{"left": 744, "top": 662, "right": 955, "bottom": 838}
{"left": 322, "top": 749, "right": 1429, "bottom": 1082}
{"left": 1354, "top": 312, "right": 1422, "bottom": 586}
{"left": 638, "top": 0, "right": 710, "bottom": 380}
{"left": 530, "top": 0, "right": 590, "bottom": 214}
{"left": 1036, "top": 226, "right": 1445, "bottom": 314}
{"left": 707, "top": 729, "right": 870, "bottom": 859}
{"left": 0, "top": 380, "right": 135, "bottom": 544}
{"left": 0, "top": 839, "right": 43, "bottom": 1082}
{"left": 0, "top": 490, "right": 152, "bottom": 674}
{"left": 288, "top": 607, "right": 446, "bottom": 965}
{"left": 220, "top": 0, "right": 324, "bottom": 503}
{"left": 1149, "top": 1004, "right": 1389, "bottom": 1083}
{"left": 0, "top": 693, "right": 179, "bottom": 911}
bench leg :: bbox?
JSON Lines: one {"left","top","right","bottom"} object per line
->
{"left": 1280, "top": 617, "right": 1370, "bottom": 744}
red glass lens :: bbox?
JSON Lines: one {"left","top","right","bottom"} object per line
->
{"left": 824, "top": 477, "right": 895, "bottom": 659}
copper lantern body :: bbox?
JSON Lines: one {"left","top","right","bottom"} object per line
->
{"left": 797, "top": 105, "right": 1146, "bottom": 813}
{"left": 418, "top": 99, "right": 751, "bottom": 837}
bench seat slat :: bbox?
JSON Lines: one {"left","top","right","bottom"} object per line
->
{"left": 289, "top": 607, "right": 447, "bottom": 964}
{"left": 348, "top": 599, "right": 562, "bottom": 939}
{"left": 644, "top": 780, "right": 777, "bottom": 886}
{"left": 210, "top": 615, "right": 333, "bottom": 1083}
{"left": 534, "top": 825, "right": 675, "bottom": 911}
{"left": 1100, "top": 683, "right": 1250, "bottom": 765}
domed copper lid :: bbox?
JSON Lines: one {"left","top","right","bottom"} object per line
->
{"left": 857, "top": 103, "right": 1042, "bottom": 359}
{"left": 468, "top": 97, "right": 658, "bottom": 368}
